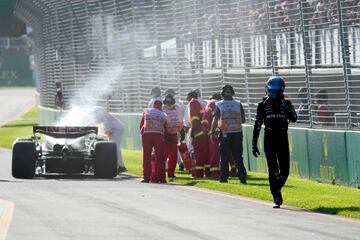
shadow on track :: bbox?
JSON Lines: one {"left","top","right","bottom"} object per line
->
{"left": 314, "top": 206, "right": 360, "bottom": 215}
{"left": 0, "top": 179, "right": 23, "bottom": 183}
{"left": 32, "top": 173, "right": 139, "bottom": 181}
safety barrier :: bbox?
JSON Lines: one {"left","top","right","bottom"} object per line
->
{"left": 116, "top": 114, "right": 143, "bottom": 151}
{"left": 0, "top": 50, "right": 33, "bottom": 86}
{"left": 345, "top": 132, "right": 360, "bottom": 188}
{"left": 307, "top": 130, "right": 347, "bottom": 185}
{"left": 245, "top": 126, "right": 360, "bottom": 187}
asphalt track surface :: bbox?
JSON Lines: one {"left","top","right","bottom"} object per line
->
{"left": 0, "top": 88, "right": 36, "bottom": 126}
{"left": 1, "top": 150, "right": 360, "bottom": 240}
{"left": 0, "top": 88, "right": 360, "bottom": 240}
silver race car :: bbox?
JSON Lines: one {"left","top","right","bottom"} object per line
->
{"left": 12, "top": 126, "right": 118, "bottom": 179}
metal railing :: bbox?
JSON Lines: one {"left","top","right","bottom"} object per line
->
{"left": 14, "top": 0, "right": 360, "bottom": 129}
{"left": 0, "top": 37, "right": 31, "bottom": 49}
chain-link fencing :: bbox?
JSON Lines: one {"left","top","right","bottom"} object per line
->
{"left": 15, "top": 0, "right": 360, "bottom": 129}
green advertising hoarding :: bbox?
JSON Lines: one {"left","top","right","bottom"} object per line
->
{"left": 243, "top": 126, "right": 310, "bottom": 178}
{"left": 116, "top": 114, "right": 142, "bottom": 150}
{"left": 307, "top": 130, "right": 349, "bottom": 185}
{"left": 345, "top": 132, "right": 360, "bottom": 187}
{"left": 242, "top": 128, "right": 250, "bottom": 171}
{"left": 0, "top": 52, "right": 33, "bottom": 86}
{"left": 243, "top": 125, "right": 267, "bottom": 173}
{"left": 287, "top": 128, "right": 310, "bottom": 178}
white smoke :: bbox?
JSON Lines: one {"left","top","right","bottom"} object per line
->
{"left": 56, "top": 64, "right": 123, "bottom": 127}
{"left": 56, "top": 14, "right": 124, "bottom": 128}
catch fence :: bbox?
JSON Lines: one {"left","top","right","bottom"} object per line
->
{"left": 15, "top": 0, "right": 360, "bottom": 129}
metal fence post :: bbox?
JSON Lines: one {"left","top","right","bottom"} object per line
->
{"left": 290, "top": 26, "right": 296, "bottom": 66}
{"left": 194, "top": 0, "right": 204, "bottom": 93}
{"left": 130, "top": 0, "right": 141, "bottom": 111}
{"left": 152, "top": 0, "right": 162, "bottom": 90}
{"left": 298, "top": 0, "right": 313, "bottom": 128}
{"left": 39, "top": 3, "right": 52, "bottom": 107}
{"left": 216, "top": 0, "right": 225, "bottom": 84}
{"left": 337, "top": 0, "right": 352, "bottom": 129}
{"left": 265, "top": 0, "right": 278, "bottom": 75}
{"left": 242, "top": 0, "right": 252, "bottom": 120}
{"left": 314, "top": 26, "right": 321, "bottom": 66}
{"left": 172, "top": 0, "right": 182, "bottom": 99}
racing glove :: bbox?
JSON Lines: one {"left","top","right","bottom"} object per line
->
{"left": 252, "top": 144, "right": 260, "bottom": 158}
{"left": 284, "top": 100, "right": 298, "bottom": 123}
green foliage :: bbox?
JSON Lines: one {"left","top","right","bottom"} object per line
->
{"left": 0, "top": 52, "right": 33, "bottom": 86}
{"left": 123, "top": 149, "right": 360, "bottom": 219}
{"left": 22, "top": 106, "right": 39, "bottom": 119}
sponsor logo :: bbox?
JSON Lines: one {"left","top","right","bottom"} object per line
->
{"left": 323, "top": 133, "right": 328, "bottom": 161}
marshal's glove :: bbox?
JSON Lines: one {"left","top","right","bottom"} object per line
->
{"left": 190, "top": 128, "right": 195, "bottom": 138}
{"left": 252, "top": 145, "right": 260, "bottom": 158}
{"left": 210, "top": 132, "right": 217, "bottom": 144}
{"left": 180, "top": 128, "right": 186, "bottom": 142}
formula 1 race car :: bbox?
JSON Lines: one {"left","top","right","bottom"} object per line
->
{"left": 12, "top": 126, "right": 118, "bottom": 179}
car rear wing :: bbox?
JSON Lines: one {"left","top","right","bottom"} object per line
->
{"left": 33, "top": 126, "right": 98, "bottom": 138}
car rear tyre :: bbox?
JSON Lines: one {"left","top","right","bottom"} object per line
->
{"left": 94, "top": 142, "right": 117, "bottom": 178}
{"left": 12, "top": 140, "right": 36, "bottom": 179}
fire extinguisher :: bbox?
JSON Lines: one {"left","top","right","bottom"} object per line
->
{"left": 178, "top": 142, "right": 191, "bottom": 172}
{"left": 190, "top": 149, "right": 196, "bottom": 177}
{"left": 229, "top": 154, "right": 237, "bottom": 177}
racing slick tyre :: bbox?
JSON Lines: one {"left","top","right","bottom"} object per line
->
{"left": 94, "top": 142, "right": 117, "bottom": 178}
{"left": 12, "top": 140, "right": 36, "bottom": 179}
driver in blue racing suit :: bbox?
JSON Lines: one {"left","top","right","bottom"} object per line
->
{"left": 252, "top": 76, "right": 297, "bottom": 208}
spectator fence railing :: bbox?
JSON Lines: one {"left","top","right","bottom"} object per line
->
{"left": 13, "top": 0, "right": 360, "bottom": 129}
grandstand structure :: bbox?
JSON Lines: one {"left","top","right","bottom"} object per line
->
{"left": 14, "top": 0, "right": 360, "bottom": 129}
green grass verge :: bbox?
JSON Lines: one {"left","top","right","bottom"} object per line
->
{"left": 2, "top": 108, "right": 360, "bottom": 219}
{"left": 21, "top": 105, "right": 39, "bottom": 119}
{"left": 0, "top": 105, "right": 39, "bottom": 148}
{"left": 123, "top": 149, "right": 360, "bottom": 219}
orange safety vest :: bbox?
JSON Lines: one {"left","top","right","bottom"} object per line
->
{"left": 163, "top": 105, "right": 183, "bottom": 134}
{"left": 216, "top": 100, "right": 242, "bottom": 133}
